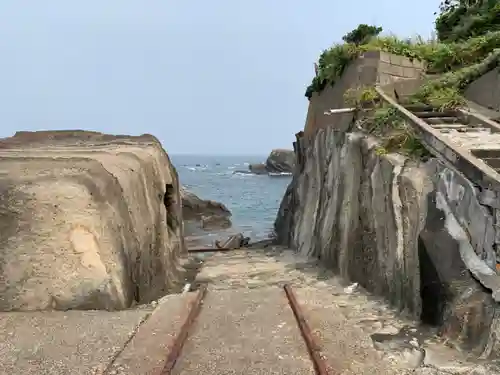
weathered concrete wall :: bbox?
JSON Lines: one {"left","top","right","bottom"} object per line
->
{"left": 276, "top": 118, "right": 500, "bottom": 356}
{"left": 465, "top": 67, "right": 500, "bottom": 112}
{"left": 0, "top": 130, "right": 185, "bottom": 311}
{"left": 304, "top": 51, "right": 425, "bottom": 137}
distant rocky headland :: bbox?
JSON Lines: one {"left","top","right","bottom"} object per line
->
{"left": 236, "top": 149, "right": 295, "bottom": 176}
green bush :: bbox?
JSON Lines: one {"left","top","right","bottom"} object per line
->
{"left": 305, "top": 12, "right": 500, "bottom": 156}
{"left": 342, "top": 24, "right": 383, "bottom": 45}
{"left": 412, "top": 47, "right": 500, "bottom": 106}
{"left": 436, "top": 0, "right": 500, "bottom": 42}
{"left": 306, "top": 29, "right": 500, "bottom": 99}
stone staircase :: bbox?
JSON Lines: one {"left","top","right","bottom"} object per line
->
{"left": 403, "top": 103, "right": 500, "bottom": 173}
{"left": 379, "top": 84, "right": 500, "bottom": 190}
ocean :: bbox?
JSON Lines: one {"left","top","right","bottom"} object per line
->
{"left": 171, "top": 154, "right": 292, "bottom": 242}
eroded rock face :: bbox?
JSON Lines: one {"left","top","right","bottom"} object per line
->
{"left": 0, "top": 130, "right": 185, "bottom": 312}
{"left": 180, "top": 187, "right": 232, "bottom": 230}
{"left": 248, "top": 149, "right": 295, "bottom": 175}
{"left": 275, "top": 125, "right": 500, "bottom": 357}
{"left": 266, "top": 149, "right": 295, "bottom": 173}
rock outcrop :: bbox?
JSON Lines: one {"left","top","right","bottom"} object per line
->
{"left": 248, "top": 149, "right": 295, "bottom": 175}
{"left": 275, "top": 124, "right": 500, "bottom": 357}
{"left": 0, "top": 130, "right": 185, "bottom": 312}
{"left": 180, "top": 187, "right": 232, "bottom": 230}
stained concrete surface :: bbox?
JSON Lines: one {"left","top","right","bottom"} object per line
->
{"left": 187, "top": 248, "right": 498, "bottom": 374}
{"left": 0, "top": 307, "right": 153, "bottom": 375}
{"left": 1, "top": 248, "right": 497, "bottom": 374}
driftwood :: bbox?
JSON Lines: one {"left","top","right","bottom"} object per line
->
{"left": 214, "top": 233, "right": 250, "bottom": 250}
{"left": 187, "top": 233, "right": 252, "bottom": 253}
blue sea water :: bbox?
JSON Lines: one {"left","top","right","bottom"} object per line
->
{"left": 171, "top": 154, "right": 291, "bottom": 241}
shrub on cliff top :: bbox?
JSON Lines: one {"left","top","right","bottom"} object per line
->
{"left": 435, "top": 0, "right": 500, "bottom": 42}
{"left": 345, "top": 86, "right": 431, "bottom": 158}
{"left": 412, "top": 47, "right": 500, "bottom": 107}
{"left": 342, "top": 24, "right": 383, "bottom": 45}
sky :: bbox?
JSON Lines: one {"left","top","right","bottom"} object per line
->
{"left": 0, "top": 1, "right": 440, "bottom": 155}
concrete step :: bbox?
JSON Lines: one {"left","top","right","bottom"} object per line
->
{"left": 431, "top": 124, "right": 469, "bottom": 130}
{"left": 471, "top": 149, "right": 500, "bottom": 158}
{"left": 481, "top": 158, "right": 500, "bottom": 170}
{"left": 459, "top": 127, "right": 491, "bottom": 133}
{"left": 413, "top": 110, "right": 461, "bottom": 119}
{"left": 441, "top": 132, "right": 500, "bottom": 150}
{"left": 426, "top": 117, "right": 463, "bottom": 124}
{"left": 403, "top": 104, "right": 436, "bottom": 112}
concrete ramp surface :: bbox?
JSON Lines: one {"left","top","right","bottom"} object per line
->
{"left": 170, "top": 287, "right": 315, "bottom": 375}
{"left": 0, "top": 308, "right": 152, "bottom": 375}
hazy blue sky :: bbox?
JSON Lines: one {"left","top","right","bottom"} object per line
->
{"left": 0, "top": 1, "right": 439, "bottom": 155}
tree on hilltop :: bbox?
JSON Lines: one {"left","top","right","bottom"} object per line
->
{"left": 342, "top": 24, "right": 383, "bottom": 45}
{"left": 435, "top": 0, "right": 500, "bottom": 42}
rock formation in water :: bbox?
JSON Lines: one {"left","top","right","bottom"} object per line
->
{"left": 248, "top": 149, "right": 295, "bottom": 175}
{"left": 0, "top": 130, "right": 185, "bottom": 312}
{"left": 180, "top": 187, "right": 232, "bottom": 230}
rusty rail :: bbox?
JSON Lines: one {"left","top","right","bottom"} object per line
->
{"left": 160, "top": 283, "right": 208, "bottom": 375}
{"left": 158, "top": 284, "right": 329, "bottom": 374}
{"left": 284, "top": 284, "right": 331, "bottom": 375}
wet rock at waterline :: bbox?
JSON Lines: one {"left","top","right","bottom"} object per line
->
{"left": 200, "top": 214, "right": 232, "bottom": 230}
{"left": 248, "top": 162, "right": 269, "bottom": 175}
{"left": 242, "top": 149, "right": 295, "bottom": 175}
{"left": 275, "top": 126, "right": 500, "bottom": 356}
{"left": 180, "top": 187, "right": 232, "bottom": 231}
{"left": 0, "top": 130, "right": 184, "bottom": 312}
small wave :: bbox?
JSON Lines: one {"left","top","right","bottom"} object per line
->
{"left": 232, "top": 171, "right": 258, "bottom": 177}
{"left": 185, "top": 165, "right": 208, "bottom": 171}
{"left": 268, "top": 172, "right": 293, "bottom": 177}
{"left": 214, "top": 170, "right": 234, "bottom": 176}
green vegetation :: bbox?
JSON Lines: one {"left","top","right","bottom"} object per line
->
{"left": 344, "top": 86, "right": 431, "bottom": 158}
{"left": 435, "top": 0, "right": 500, "bottom": 42}
{"left": 306, "top": 2, "right": 500, "bottom": 155}
{"left": 307, "top": 1, "right": 500, "bottom": 108}
{"left": 306, "top": 30, "right": 500, "bottom": 100}
{"left": 411, "top": 47, "right": 500, "bottom": 108}
{"left": 344, "top": 86, "right": 380, "bottom": 108}
{"left": 342, "top": 24, "right": 383, "bottom": 45}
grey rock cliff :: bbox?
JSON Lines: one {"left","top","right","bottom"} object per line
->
{"left": 275, "top": 124, "right": 500, "bottom": 357}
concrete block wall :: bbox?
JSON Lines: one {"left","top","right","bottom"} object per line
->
{"left": 465, "top": 67, "right": 500, "bottom": 112}
{"left": 303, "top": 51, "right": 426, "bottom": 137}
{"left": 376, "top": 51, "right": 426, "bottom": 86}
